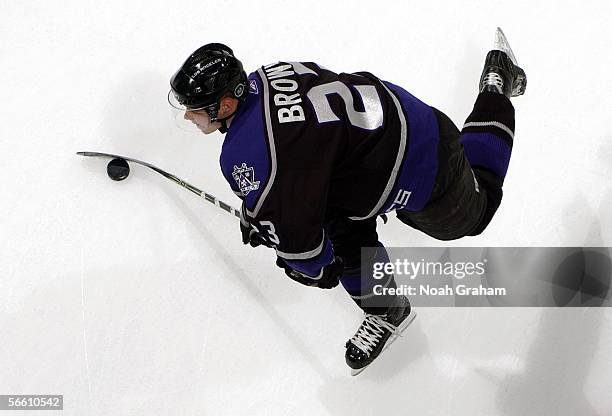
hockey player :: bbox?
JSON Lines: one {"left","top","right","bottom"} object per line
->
{"left": 168, "top": 28, "right": 527, "bottom": 375}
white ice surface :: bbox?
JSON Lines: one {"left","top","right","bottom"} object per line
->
{"left": 2, "top": 1, "right": 612, "bottom": 415}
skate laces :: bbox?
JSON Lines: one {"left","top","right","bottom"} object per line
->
{"left": 350, "top": 314, "right": 399, "bottom": 355}
{"left": 482, "top": 72, "right": 504, "bottom": 94}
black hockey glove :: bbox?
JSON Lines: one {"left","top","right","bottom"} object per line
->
{"left": 275, "top": 256, "right": 344, "bottom": 289}
{"left": 240, "top": 221, "right": 273, "bottom": 248}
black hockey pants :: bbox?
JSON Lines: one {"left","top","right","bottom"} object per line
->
{"left": 397, "top": 92, "right": 514, "bottom": 240}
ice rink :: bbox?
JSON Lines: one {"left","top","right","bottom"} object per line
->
{"left": 2, "top": 1, "right": 612, "bottom": 414}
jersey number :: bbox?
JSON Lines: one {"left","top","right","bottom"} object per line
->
{"left": 306, "top": 81, "right": 383, "bottom": 130}
{"left": 259, "top": 221, "right": 280, "bottom": 245}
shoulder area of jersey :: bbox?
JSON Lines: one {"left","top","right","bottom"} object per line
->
{"left": 247, "top": 73, "right": 260, "bottom": 95}
{"left": 260, "top": 61, "right": 324, "bottom": 77}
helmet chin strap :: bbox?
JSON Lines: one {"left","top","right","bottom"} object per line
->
{"left": 215, "top": 110, "right": 238, "bottom": 134}
{"left": 218, "top": 119, "right": 230, "bottom": 134}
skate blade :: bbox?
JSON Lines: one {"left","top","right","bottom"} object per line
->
{"left": 511, "top": 69, "right": 527, "bottom": 97}
{"left": 350, "top": 311, "right": 417, "bottom": 376}
{"left": 493, "top": 27, "right": 519, "bottom": 65}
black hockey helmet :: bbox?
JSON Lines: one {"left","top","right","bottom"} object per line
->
{"left": 168, "top": 43, "right": 247, "bottom": 121}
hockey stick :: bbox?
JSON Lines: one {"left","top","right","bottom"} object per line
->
{"left": 77, "top": 151, "right": 241, "bottom": 219}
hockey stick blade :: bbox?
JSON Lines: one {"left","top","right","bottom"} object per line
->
{"left": 77, "top": 151, "right": 240, "bottom": 218}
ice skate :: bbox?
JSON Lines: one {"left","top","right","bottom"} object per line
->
{"left": 345, "top": 295, "right": 416, "bottom": 376}
{"left": 480, "top": 27, "right": 527, "bottom": 97}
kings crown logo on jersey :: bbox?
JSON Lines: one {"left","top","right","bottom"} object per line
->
{"left": 249, "top": 79, "right": 258, "bottom": 94}
{"left": 232, "top": 163, "right": 260, "bottom": 196}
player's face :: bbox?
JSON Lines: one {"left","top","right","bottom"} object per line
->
{"left": 184, "top": 109, "right": 219, "bottom": 134}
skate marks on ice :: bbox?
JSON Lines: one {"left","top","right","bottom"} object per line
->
{"left": 484, "top": 308, "right": 606, "bottom": 416}
{"left": 154, "top": 180, "right": 333, "bottom": 381}
{"left": 594, "top": 136, "right": 612, "bottom": 246}
{"left": 480, "top": 202, "right": 610, "bottom": 415}
{"left": 0, "top": 268, "right": 104, "bottom": 413}
{"left": 79, "top": 248, "right": 94, "bottom": 413}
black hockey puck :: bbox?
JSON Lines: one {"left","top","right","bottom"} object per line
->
{"left": 107, "top": 158, "right": 130, "bottom": 181}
